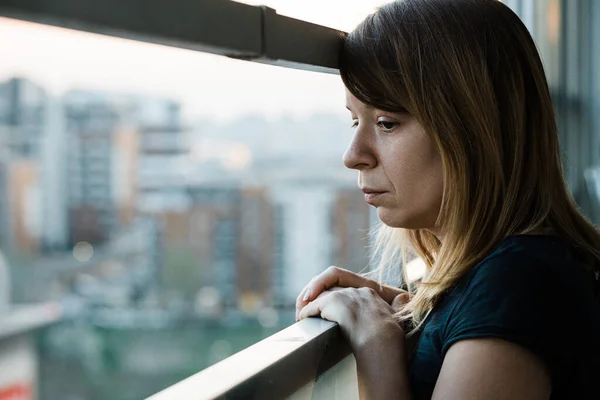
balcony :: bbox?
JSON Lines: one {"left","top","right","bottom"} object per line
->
{"left": 0, "top": 0, "right": 599, "bottom": 399}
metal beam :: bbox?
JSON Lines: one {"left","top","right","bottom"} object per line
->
{"left": 0, "top": 0, "right": 343, "bottom": 74}
{"left": 254, "top": 7, "right": 343, "bottom": 74}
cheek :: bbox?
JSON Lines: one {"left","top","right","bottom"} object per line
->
{"left": 385, "top": 147, "right": 444, "bottom": 228}
{"left": 390, "top": 145, "right": 442, "bottom": 192}
{"left": 420, "top": 151, "right": 444, "bottom": 197}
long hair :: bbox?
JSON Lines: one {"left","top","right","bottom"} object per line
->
{"left": 340, "top": 0, "right": 600, "bottom": 333}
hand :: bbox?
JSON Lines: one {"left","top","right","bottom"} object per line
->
{"left": 297, "top": 286, "right": 410, "bottom": 353}
{"left": 298, "top": 288, "right": 413, "bottom": 399}
{"left": 295, "top": 266, "right": 408, "bottom": 321}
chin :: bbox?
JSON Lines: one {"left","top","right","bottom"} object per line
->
{"left": 376, "top": 207, "right": 432, "bottom": 230}
{"left": 376, "top": 208, "right": 409, "bottom": 228}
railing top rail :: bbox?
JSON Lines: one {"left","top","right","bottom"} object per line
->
{"left": 147, "top": 318, "right": 351, "bottom": 400}
{"left": 0, "top": 302, "right": 63, "bottom": 341}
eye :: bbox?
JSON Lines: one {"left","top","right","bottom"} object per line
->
{"left": 377, "top": 120, "right": 398, "bottom": 131}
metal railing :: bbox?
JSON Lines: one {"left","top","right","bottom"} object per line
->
{"left": 0, "top": 303, "right": 62, "bottom": 341}
{"left": 147, "top": 318, "right": 356, "bottom": 399}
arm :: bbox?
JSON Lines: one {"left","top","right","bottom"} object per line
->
{"left": 355, "top": 322, "right": 552, "bottom": 400}
{"left": 432, "top": 338, "right": 551, "bottom": 399}
{"left": 354, "top": 321, "right": 413, "bottom": 400}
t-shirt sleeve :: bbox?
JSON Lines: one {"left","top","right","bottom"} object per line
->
{"left": 442, "top": 252, "right": 566, "bottom": 376}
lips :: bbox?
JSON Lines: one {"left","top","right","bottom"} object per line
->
{"left": 360, "top": 187, "right": 386, "bottom": 195}
{"left": 360, "top": 188, "right": 387, "bottom": 204}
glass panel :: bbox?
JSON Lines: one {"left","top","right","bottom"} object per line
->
{"left": 0, "top": 15, "right": 372, "bottom": 400}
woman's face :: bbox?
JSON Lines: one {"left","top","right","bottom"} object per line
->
{"left": 343, "top": 90, "right": 444, "bottom": 230}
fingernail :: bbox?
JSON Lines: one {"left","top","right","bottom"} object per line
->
{"left": 303, "top": 288, "right": 311, "bottom": 302}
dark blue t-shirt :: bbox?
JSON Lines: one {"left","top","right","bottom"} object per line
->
{"left": 409, "top": 235, "right": 600, "bottom": 399}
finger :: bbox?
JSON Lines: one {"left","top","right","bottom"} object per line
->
{"left": 303, "top": 267, "right": 340, "bottom": 303}
{"left": 296, "top": 288, "right": 342, "bottom": 321}
{"left": 296, "top": 286, "right": 309, "bottom": 317}
{"left": 301, "top": 266, "right": 362, "bottom": 305}
{"left": 377, "top": 286, "right": 410, "bottom": 306}
{"left": 295, "top": 273, "right": 320, "bottom": 311}
{"left": 303, "top": 289, "right": 354, "bottom": 327}
{"left": 316, "top": 287, "right": 344, "bottom": 297}
{"left": 298, "top": 297, "right": 324, "bottom": 321}
{"left": 298, "top": 291, "right": 349, "bottom": 323}
{"left": 296, "top": 275, "right": 320, "bottom": 319}
{"left": 391, "top": 292, "right": 411, "bottom": 312}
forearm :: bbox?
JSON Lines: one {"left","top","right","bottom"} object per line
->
{"left": 354, "top": 322, "right": 412, "bottom": 400}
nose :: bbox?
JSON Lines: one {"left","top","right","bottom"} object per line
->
{"left": 342, "top": 127, "right": 377, "bottom": 171}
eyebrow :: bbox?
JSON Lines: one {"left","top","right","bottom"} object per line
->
{"left": 345, "top": 105, "right": 375, "bottom": 112}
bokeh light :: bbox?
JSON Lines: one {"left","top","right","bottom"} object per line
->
{"left": 72, "top": 242, "right": 94, "bottom": 262}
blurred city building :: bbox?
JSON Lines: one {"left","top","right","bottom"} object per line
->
{"left": 0, "top": 76, "right": 370, "bottom": 316}
{"left": 0, "top": 78, "right": 48, "bottom": 254}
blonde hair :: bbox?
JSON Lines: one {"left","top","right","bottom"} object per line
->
{"left": 340, "top": 0, "right": 600, "bottom": 334}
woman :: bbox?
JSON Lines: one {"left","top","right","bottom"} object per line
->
{"left": 295, "top": 0, "right": 600, "bottom": 399}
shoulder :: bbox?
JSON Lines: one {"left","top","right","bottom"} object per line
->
{"left": 437, "top": 235, "right": 600, "bottom": 395}
{"left": 441, "top": 236, "right": 577, "bottom": 355}
{"left": 440, "top": 235, "right": 593, "bottom": 363}
{"left": 457, "top": 235, "right": 573, "bottom": 300}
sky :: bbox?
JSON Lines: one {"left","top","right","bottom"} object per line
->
{"left": 0, "top": 0, "right": 387, "bottom": 122}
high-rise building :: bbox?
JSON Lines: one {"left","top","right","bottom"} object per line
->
{"left": 113, "top": 127, "right": 139, "bottom": 228}
{"left": 188, "top": 186, "right": 240, "bottom": 308}
{"left": 64, "top": 90, "right": 182, "bottom": 247}
{"left": 269, "top": 181, "right": 336, "bottom": 306}
{"left": 0, "top": 78, "right": 48, "bottom": 253}
{"left": 65, "top": 97, "right": 117, "bottom": 245}
{"left": 142, "top": 181, "right": 281, "bottom": 312}
{"left": 40, "top": 98, "right": 69, "bottom": 252}
{"left": 6, "top": 160, "right": 40, "bottom": 253}
{"left": 271, "top": 204, "right": 286, "bottom": 307}
{"left": 330, "top": 188, "right": 371, "bottom": 274}
{"left": 0, "top": 77, "right": 47, "bottom": 158}
{"left": 0, "top": 162, "right": 8, "bottom": 249}
{"left": 237, "top": 187, "right": 275, "bottom": 310}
